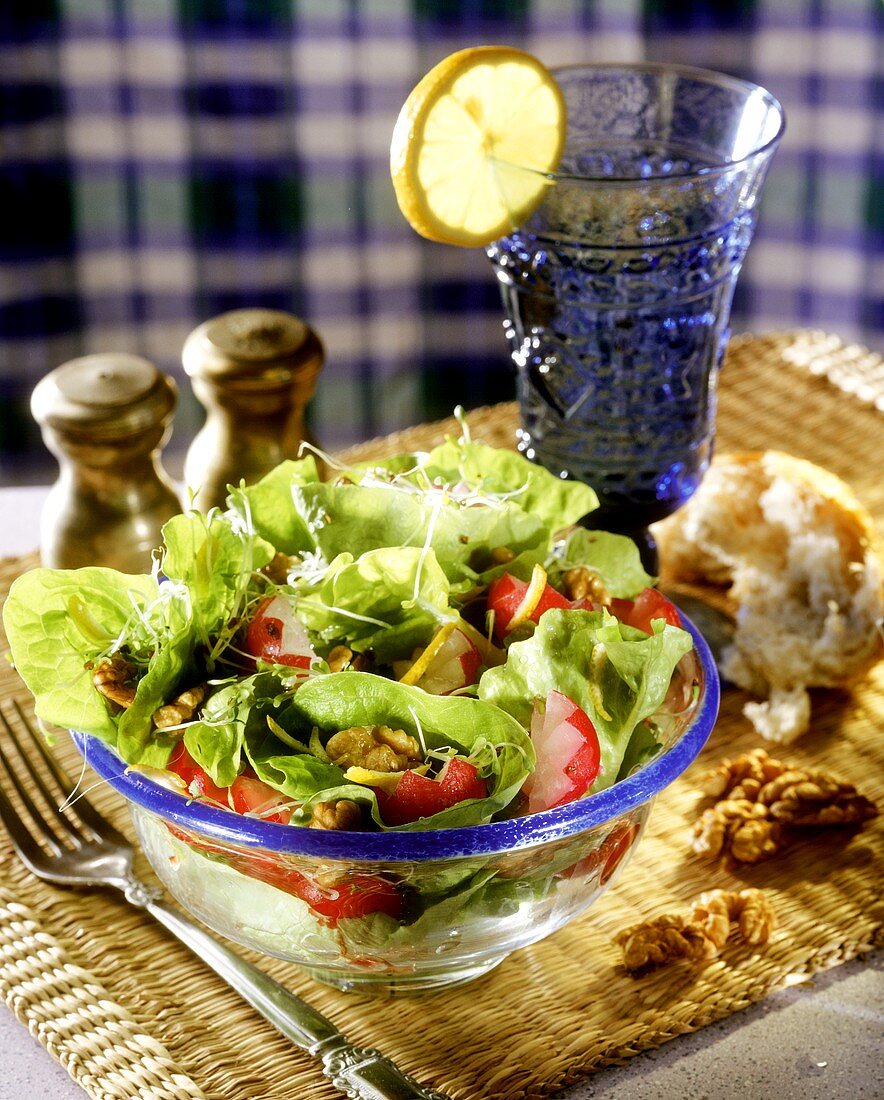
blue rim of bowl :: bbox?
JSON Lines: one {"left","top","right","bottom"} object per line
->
{"left": 71, "top": 613, "right": 719, "bottom": 861}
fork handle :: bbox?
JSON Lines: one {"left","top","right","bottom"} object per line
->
{"left": 121, "top": 885, "right": 448, "bottom": 1100}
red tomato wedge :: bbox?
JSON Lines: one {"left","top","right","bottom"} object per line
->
{"left": 163, "top": 753, "right": 403, "bottom": 925}
{"left": 231, "top": 854, "right": 406, "bottom": 925}
{"left": 609, "top": 588, "right": 681, "bottom": 635}
{"left": 597, "top": 821, "right": 639, "bottom": 885}
{"left": 166, "top": 745, "right": 293, "bottom": 823}
{"left": 487, "top": 571, "right": 570, "bottom": 638}
{"left": 412, "top": 628, "right": 482, "bottom": 695}
{"left": 568, "top": 819, "right": 639, "bottom": 884}
{"left": 245, "top": 595, "right": 315, "bottom": 669}
{"left": 228, "top": 774, "right": 294, "bottom": 824}
{"left": 167, "top": 743, "right": 230, "bottom": 804}
{"left": 375, "top": 756, "right": 488, "bottom": 826}
{"left": 522, "top": 690, "right": 601, "bottom": 813}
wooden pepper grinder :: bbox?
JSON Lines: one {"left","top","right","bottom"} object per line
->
{"left": 31, "top": 354, "right": 182, "bottom": 572}
{"left": 182, "top": 308, "right": 324, "bottom": 512}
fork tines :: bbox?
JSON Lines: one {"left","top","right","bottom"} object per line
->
{"left": 0, "top": 700, "right": 104, "bottom": 853}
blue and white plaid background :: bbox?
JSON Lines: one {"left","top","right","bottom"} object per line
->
{"left": 1, "top": 1, "right": 881, "bottom": 484}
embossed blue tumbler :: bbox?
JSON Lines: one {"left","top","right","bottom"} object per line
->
{"left": 487, "top": 64, "right": 784, "bottom": 569}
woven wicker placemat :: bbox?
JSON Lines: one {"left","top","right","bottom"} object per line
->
{"left": 1, "top": 331, "right": 882, "bottom": 1100}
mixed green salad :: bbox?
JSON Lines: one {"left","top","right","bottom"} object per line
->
{"left": 4, "top": 427, "right": 695, "bottom": 843}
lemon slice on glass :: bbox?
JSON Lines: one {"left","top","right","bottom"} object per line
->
{"left": 390, "top": 46, "right": 566, "bottom": 247}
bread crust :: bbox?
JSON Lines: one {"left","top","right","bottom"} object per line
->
{"left": 655, "top": 451, "right": 884, "bottom": 743}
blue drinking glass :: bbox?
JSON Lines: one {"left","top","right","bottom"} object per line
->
{"left": 487, "top": 63, "right": 784, "bottom": 570}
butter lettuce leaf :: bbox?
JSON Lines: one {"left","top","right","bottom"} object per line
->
{"left": 184, "top": 671, "right": 281, "bottom": 787}
{"left": 112, "top": 512, "right": 276, "bottom": 765}
{"left": 2, "top": 567, "right": 158, "bottom": 744}
{"left": 183, "top": 670, "right": 356, "bottom": 798}
{"left": 291, "top": 482, "right": 549, "bottom": 586}
{"left": 422, "top": 437, "right": 598, "bottom": 531}
{"left": 548, "top": 528, "right": 654, "bottom": 599}
{"left": 4, "top": 513, "right": 277, "bottom": 767}
{"left": 478, "top": 608, "right": 692, "bottom": 792}
{"left": 294, "top": 546, "right": 453, "bottom": 662}
{"left": 116, "top": 601, "right": 198, "bottom": 767}
{"left": 161, "top": 511, "right": 274, "bottom": 649}
{"left": 231, "top": 457, "right": 321, "bottom": 554}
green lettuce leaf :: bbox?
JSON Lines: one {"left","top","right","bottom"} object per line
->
{"left": 182, "top": 670, "right": 357, "bottom": 799}
{"left": 160, "top": 512, "right": 274, "bottom": 653}
{"left": 266, "top": 672, "right": 535, "bottom": 829}
{"left": 183, "top": 671, "right": 283, "bottom": 787}
{"left": 161, "top": 827, "right": 343, "bottom": 957}
{"left": 3, "top": 514, "right": 278, "bottom": 767}
{"left": 290, "top": 482, "right": 549, "bottom": 586}
{"left": 478, "top": 608, "right": 692, "bottom": 792}
{"left": 294, "top": 546, "right": 452, "bottom": 662}
{"left": 230, "top": 457, "right": 321, "bottom": 554}
{"left": 421, "top": 437, "right": 598, "bottom": 531}
{"left": 548, "top": 528, "right": 654, "bottom": 599}
{"left": 616, "top": 722, "right": 663, "bottom": 782}
{"left": 116, "top": 602, "right": 198, "bottom": 767}
{"left": 109, "top": 513, "right": 276, "bottom": 765}
{"left": 2, "top": 567, "right": 158, "bottom": 743}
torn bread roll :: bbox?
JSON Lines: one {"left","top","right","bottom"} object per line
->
{"left": 654, "top": 451, "right": 884, "bottom": 743}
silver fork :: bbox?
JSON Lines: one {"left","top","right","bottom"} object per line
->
{"left": 0, "top": 699, "right": 449, "bottom": 1100}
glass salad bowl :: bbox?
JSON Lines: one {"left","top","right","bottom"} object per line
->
{"left": 71, "top": 616, "right": 717, "bottom": 996}
{"left": 6, "top": 435, "right": 721, "bottom": 996}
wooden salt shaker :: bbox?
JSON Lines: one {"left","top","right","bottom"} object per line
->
{"left": 31, "top": 354, "right": 182, "bottom": 572}
{"left": 182, "top": 308, "right": 324, "bottom": 512}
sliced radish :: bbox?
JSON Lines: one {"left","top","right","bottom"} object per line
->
{"left": 522, "top": 690, "right": 601, "bottom": 814}
{"left": 413, "top": 628, "right": 482, "bottom": 695}
{"left": 245, "top": 595, "right": 315, "bottom": 669}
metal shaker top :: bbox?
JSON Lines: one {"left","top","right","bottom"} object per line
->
{"left": 31, "top": 353, "right": 177, "bottom": 439}
{"left": 182, "top": 308, "right": 323, "bottom": 384}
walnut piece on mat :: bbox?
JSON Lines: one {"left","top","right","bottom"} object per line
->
{"left": 617, "top": 888, "right": 776, "bottom": 974}
{"left": 692, "top": 748, "right": 878, "bottom": 869}
{"left": 654, "top": 451, "right": 884, "bottom": 744}
{"left": 693, "top": 799, "right": 784, "bottom": 869}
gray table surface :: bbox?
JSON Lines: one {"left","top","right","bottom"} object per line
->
{"left": 1, "top": 486, "right": 881, "bottom": 1100}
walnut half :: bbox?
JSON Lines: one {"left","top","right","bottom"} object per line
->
{"left": 325, "top": 725, "right": 422, "bottom": 773}
{"left": 692, "top": 799, "right": 783, "bottom": 870}
{"left": 693, "top": 749, "right": 877, "bottom": 868}
{"left": 91, "top": 654, "right": 137, "bottom": 709}
{"left": 616, "top": 913, "right": 718, "bottom": 973}
{"left": 309, "top": 800, "right": 362, "bottom": 831}
{"left": 691, "top": 888, "right": 776, "bottom": 948}
{"left": 153, "top": 684, "right": 207, "bottom": 730}
{"left": 561, "top": 566, "right": 609, "bottom": 605}
{"left": 616, "top": 888, "right": 776, "bottom": 974}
